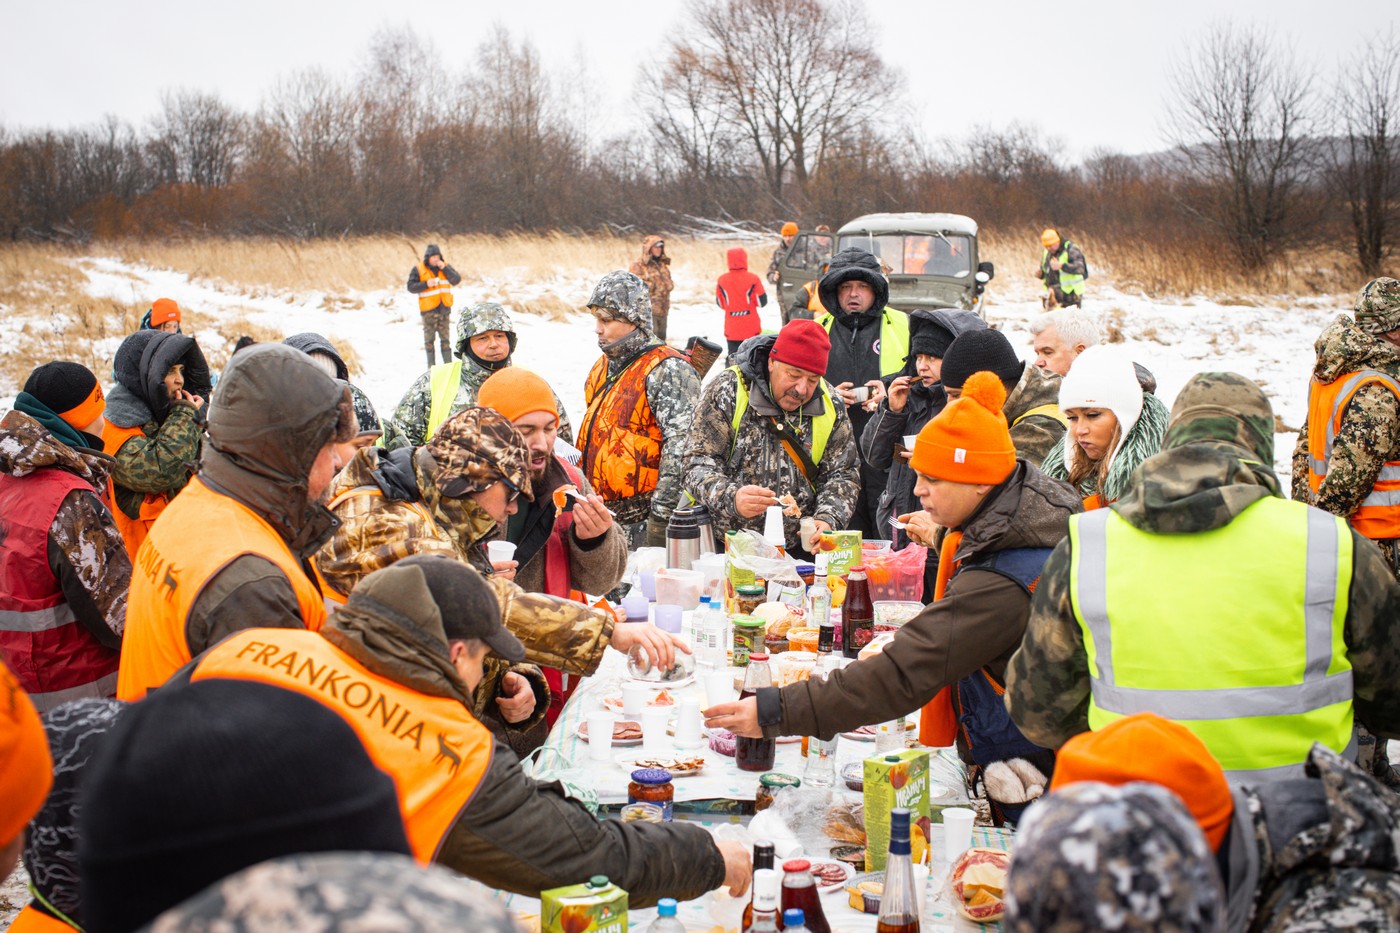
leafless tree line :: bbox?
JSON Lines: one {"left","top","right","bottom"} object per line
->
{"left": 0, "top": 5, "right": 1395, "bottom": 278}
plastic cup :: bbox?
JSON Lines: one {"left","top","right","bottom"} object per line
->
{"left": 674, "top": 696, "right": 705, "bottom": 748}
{"left": 585, "top": 712, "right": 614, "bottom": 761}
{"left": 903, "top": 434, "right": 919, "bottom": 449}
{"left": 703, "top": 669, "right": 734, "bottom": 708}
{"left": 911, "top": 862, "right": 929, "bottom": 916}
{"left": 640, "top": 706, "right": 670, "bottom": 753}
{"left": 653, "top": 604, "right": 683, "bottom": 634}
{"left": 943, "top": 807, "right": 975, "bottom": 862}
{"left": 487, "top": 540, "right": 516, "bottom": 564}
{"left": 621, "top": 683, "right": 647, "bottom": 717}
{"left": 638, "top": 570, "right": 658, "bottom": 601}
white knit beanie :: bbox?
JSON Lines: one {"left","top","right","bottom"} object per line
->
{"left": 1058, "top": 345, "right": 1143, "bottom": 471}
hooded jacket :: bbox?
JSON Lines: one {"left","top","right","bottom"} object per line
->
{"left": 628, "top": 235, "right": 674, "bottom": 319}
{"left": 283, "top": 332, "right": 350, "bottom": 381}
{"left": 406, "top": 244, "right": 462, "bottom": 312}
{"left": 715, "top": 248, "right": 768, "bottom": 341}
{"left": 861, "top": 309, "right": 987, "bottom": 543}
{"left": 757, "top": 461, "right": 1080, "bottom": 743}
{"left": 1041, "top": 391, "right": 1171, "bottom": 505}
{"left": 681, "top": 334, "right": 861, "bottom": 542}
{"left": 1002, "top": 361, "right": 1067, "bottom": 466}
{"left": 1006, "top": 373, "right": 1400, "bottom": 750}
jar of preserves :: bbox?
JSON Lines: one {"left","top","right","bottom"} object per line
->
{"left": 795, "top": 563, "right": 816, "bottom": 588}
{"left": 619, "top": 802, "right": 664, "bottom": 824}
{"left": 735, "top": 584, "right": 767, "bottom": 616}
{"left": 755, "top": 772, "right": 802, "bottom": 811}
{"left": 628, "top": 768, "right": 674, "bottom": 821}
{"left": 732, "top": 615, "right": 766, "bottom": 666}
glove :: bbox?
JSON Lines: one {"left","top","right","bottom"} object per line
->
{"left": 644, "top": 516, "right": 669, "bottom": 549}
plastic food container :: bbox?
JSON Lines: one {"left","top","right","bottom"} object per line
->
{"left": 755, "top": 772, "right": 801, "bottom": 811}
{"left": 619, "top": 802, "right": 664, "bottom": 824}
{"left": 873, "top": 600, "right": 923, "bottom": 633}
{"left": 787, "top": 628, "right": 820, "bottom": 653}
{"left": 655, "top": 568, "right": 704, "bottom": 610}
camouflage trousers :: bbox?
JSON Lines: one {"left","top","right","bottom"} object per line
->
{"left": 653, "top": 311, "right": 669, "bottom": 343}
{"left": 421, "top": 308, "right": 452, "bottom": 367}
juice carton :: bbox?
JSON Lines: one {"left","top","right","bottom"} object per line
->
{"left": 863, "top": 748, "right": 931, "bottom": 871}
{"left": 815, "top": 530, "right": 862, "bottom": 607}
{"left": 541, "top": 875, "right": 628, "bottom": 933}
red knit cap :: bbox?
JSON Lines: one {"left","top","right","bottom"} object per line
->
{"left": 908, "top": 371, "right": 1016, "bottom": 484}
{"left": 477, "top": 367, "right": 558, "bottom": 426}
{"left": 149, "top": 298, "right": 181, "bottom": 327}
{"left": 769, "top": 319, "right": 831, "bottom": 376}
{"left": 1050, "top": 713, "right": 1234, "bottom": 852}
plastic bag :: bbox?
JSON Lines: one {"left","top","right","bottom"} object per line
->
{"left": 865, "top": 542, "right": 928, "bottom": 602}
{"left": 724, "top": 530, "right": 802, "bottom": 609}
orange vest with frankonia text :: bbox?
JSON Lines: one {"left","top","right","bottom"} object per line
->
{"left": 580, "top": 345, "right": 685, "bottom": 502}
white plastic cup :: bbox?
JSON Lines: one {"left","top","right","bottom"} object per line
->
{"left": 674, "top": 696, "right": 705, "bottom": 748}
{"left": 903, "top": 434, "right": 919, "bottom": 449}
{"left": 585, "top": 712, "right": 614, "bottom": 761}
{"left": 487, "top": 540, "right": 517, "bottom": 564}
{"left": 703, "top": 669, "right": 734, "bottom": 708}
{"left": 763, "top": 504, "right": 785, "bottom": 548}
{"left": 640, "top": 706, "right": 670, "bottom": 753}
{"left": 621, "top": 683, "right": 647, "bottom": 717}
{"left": 943, "top": 807, "right": 975, "bottom": 862}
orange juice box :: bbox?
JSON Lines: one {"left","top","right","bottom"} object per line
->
{"left": 816, "top": 530, "right": 862, "bottom": 606}
{"left": 863, "top": 748, "right": 931, "bottom": 871}
{"left": 542, "top": 876, "right": 628, "bottom": 933}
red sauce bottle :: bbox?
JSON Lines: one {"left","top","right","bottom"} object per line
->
{"left": 780, "top": 859, "right": 831, "bottom": 933}
{"left": 736, "top": 654, "right": 777, "bottom": 772}
{"left": 841, "top": 567, "right": 874, "bottom": 659}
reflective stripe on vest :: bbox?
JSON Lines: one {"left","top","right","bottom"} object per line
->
{"left": 416, "top": 261, "right": 454, "bottom": 311}
{"left": 118, "top": 478, "right": 328, "bottom": 701}
{"left": 1042, "top": 245, "right": 1085, "bottom": 295}
{"left": 191, "top": 628, "right": 491, "bottom": 862}
{"left": 729, "top": 366, "right": 837, "bottom": 466}
{"left": 426, "top": 361, "right": 464, "bottom": 440}
{"left": 819, "top": 308, "right": 911, "bottom": 376}
{"left": 1305, "top": 369, "right": 1400, "bottom": 539}
{"left": 1011, "top": 403, "right": 1068, "bottom": 428}
{"left": 1069, "top": 499, "right": 1354, "bottom": 784}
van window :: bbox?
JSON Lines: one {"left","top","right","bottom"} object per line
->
{"left": 783, "top": 233, "right": 835, "bottom": 273}
{"left": 837, "top": 233, "right": 972, "bottom": 277}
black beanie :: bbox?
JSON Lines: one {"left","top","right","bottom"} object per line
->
{"left": 23, "top": 361, "right": 99, "bottom": 416}
{"left": 940, "top": 329, "right": 1024, "bottom": 391}
{"left": 78, "top": 679, "right": 410, "bottom": 933}
{"left": 909, "top": 323, "right": 957, "bottom": 361}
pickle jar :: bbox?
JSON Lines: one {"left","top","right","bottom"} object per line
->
{"left": 619, "top": 802, "right": 664, "bottom": 824}
{"left": 755, "top": 772, "right": 802, "bottom": 811}
{"left": 628, "top": 768, "right": 674, "bottom": 821}
{"left": 732, "top": 615, "right": 766, "bottom": 666}
{"left": 734, "top": 584, "right": 767, "bottom": 616}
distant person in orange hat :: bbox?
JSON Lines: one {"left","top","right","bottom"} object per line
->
{"left": 140, "top": 298, "right": 183, "bottom": 334}
{"left": 1048, "top": 712, "right": 1400, "bottom": 932}
{"left": 767, "top": 221, "right": 799, "bottom": 284}
{"left": 0, "top": 659, "right": 53, "bottom": 878}
{"left": 1034, "top": 228, "right": 1087, "bottom": 309}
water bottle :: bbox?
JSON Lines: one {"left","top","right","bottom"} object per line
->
{"left": 648, "top": 898, "right": 686, "bottom": 933}
{"left": 698, "top": 596, "right": 728, "bottom": 669}
{"left": 802, "top": 657, "right": 838, "bottom": 787}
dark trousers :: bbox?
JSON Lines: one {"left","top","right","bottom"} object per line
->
{"left": 653, "top": 312, "right": 669, "bottom": 342}
{"left": 421, "top": 307, "right": 452, "bottom": 367}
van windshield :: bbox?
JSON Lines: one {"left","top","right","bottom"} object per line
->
{"left": 836, "top": 233, "right": 972, "bottom": 277}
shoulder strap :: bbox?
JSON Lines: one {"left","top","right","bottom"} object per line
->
{"left": 1012, "top": 403, "right": 1067, "bottom": 428}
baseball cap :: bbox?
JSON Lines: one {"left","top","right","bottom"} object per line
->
{"left": 394, "top": 555, "right": 526, "bottom": 662}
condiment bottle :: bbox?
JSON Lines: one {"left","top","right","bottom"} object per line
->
{"left": 780, "top": 859, "right": 830, "bottom": 933}
{"left": 841, "top": 566, "right": 874, "bottom": 660}
{"left": 742, "top": 841, "right": 776, "bottom": 931}
{"left": 744, "top": 867, "right": 782, "bottom": 933}
{"left": 808, "top": 555, "right": 833, "bottom": 655}
{"left": 876, "top": 808, "right": 920, "bottom": 933}
{"left": 736, "top": 654, "right": 777, "bottom": 772}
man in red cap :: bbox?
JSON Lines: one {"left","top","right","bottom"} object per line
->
{"left": 681, "top": 319, "right": 860, "bottom": 554}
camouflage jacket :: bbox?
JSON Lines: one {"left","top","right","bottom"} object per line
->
{"left": 1006, "top": 373, "right": 1400, "bottom": 750}
{"left": 385, "top": 359, "right": 574, "bottom": 451}
{"left": 627, "top": 236, "right": 673, "bottom": 318}
{"left": 0, "top": 410, "right": 129, "bottom": 646}
{"left": 104, "top": 385, "right": 201, "bottom": 519}
{"left": 314, "top": 446, "right": 616, "bottom": 751}
{"left": 681, "top": 335, "right": 860, "bottom": 542}
{"left": 1225, "top": 744, "right": 1400, "bottom": 932}
{"left": 1291, "top": 315, "right": 1400, "bottom": 571}
{"left": 1005, "top": 361, "right": 1067, "bottom": 466}
{"left": 767, "top": 242, "right": 791, "bottom": 282}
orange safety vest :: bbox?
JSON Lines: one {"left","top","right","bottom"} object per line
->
{"left": 8, "top": 906, "right": 73, "bottom": 933}
{"left": 190, "top": 628, "right": 492, "bottom": 862}
{"left": 118, "top": 477, "right": 328, "bottom": 700}
{"left": 101, "top": 421, "right": 171, "bottom": 559}
{"left": 1306, "top": 369, "right": 1400, "bottom": 539}
{"left": 580, "top": 346, "right": 685, "bottom": 503}
{"left": 416, "top": 261, "right": 454, "bottom": 312}
{"left": 801, "top": 281, "right": 825, "bottom": 314}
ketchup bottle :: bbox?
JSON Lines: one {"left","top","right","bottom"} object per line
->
{"left": 736, "top": 654, "right": 777, "bottom": 772}
{"left": 841, "top": 567, "right": 874, "bottom": 659}
{"left": 780, "top": 859, "right": 831, "bottom": 933}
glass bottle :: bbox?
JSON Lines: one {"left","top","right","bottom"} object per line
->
{"left": 742, "top": 841, "right": 776, "bottom": 931}
{"left": 808, "top": 555, "right": 833, "bottom": 655}
{"left": 780, "top": 860, "right": 830, "bottom": 933}
{"left": 876, "top": 808, "right": 920, "bottom": 933}
{"left": 841, "top": 566, "right": 874, "bottom": 659}
{"left": 743, "top": 867, "right": 782, "bottom": 933}
{"left": 801, "top": 658, "right": 837, "bottom": 787}
{"left": 736, "top": 654, "right": 777, "bottom": 772}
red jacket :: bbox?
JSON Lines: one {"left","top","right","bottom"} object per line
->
{"left": 716, "top": 248, "right": 768, "bottom": 341}
{"left": 538, "top": 455, "right": 588, "bottom": 725}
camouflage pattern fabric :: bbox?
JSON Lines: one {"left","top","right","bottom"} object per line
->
{"left": 385, "top": 302, "right": 573, "bottom": 450}
{"left": 425, "top": 407, "right": 533, "bottom": 501}
{"left": 107, "top": 401, "right": 201, "bottom": 519}
{"left": 1005, "top": 782, "right": 1225, "bottom": 932}
{"left": 347, "top": 382, "right": 382, "bottom": 436}
{"left": 421, "top": 306, "right": 452, "bottom": 367}
{"left": 1352, "top": 276, "right": 1400, "bottom": 336}
{"left": 143, "top": 851, "right": 524, "bottom": 932}
{"left": 767, "top": 241, "right": 791, "bottom": 283}
{"left": 680, "top": 335, "right": 860, "bottom": 541}
{"left": 588, "top": 270, "right": 654, "bottom": 333}
{"left": 1291, "top": 314, "right": 1400, "bottom": 575}
{"left": 1005, "top": 362, "right": 1068, "bottom": 466}
{"left": 0, "top": 410, "right": 129, "bottom": 641}
{"left": 628, "top": 235, "right": 673, "bottom": 323}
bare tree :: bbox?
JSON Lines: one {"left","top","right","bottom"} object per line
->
{"left": 1327, "top": 30, "right": 1400, "bottom": 277}
{"left": 1163, "top": 23, "right": 1317, "bottom": 269}
{"left": 149, "top": 90, "right": 244, "bottom": 188}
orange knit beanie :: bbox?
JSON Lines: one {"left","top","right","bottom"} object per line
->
{"left": 477, "top": 367, "right": 558, "bottom": 426}
{"left": 1050, "top": 713, "right": 1235, "bottom": 852}
{"left": 0, "top": 660, "right": 53, "bottom": 847}
{"left": 909, "top": 371, "right": 1016, "bottom": 484}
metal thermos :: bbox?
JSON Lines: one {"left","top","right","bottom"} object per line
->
{"left": 666, "top": 506, "right": 710, "bottom": 569}
{"left": 690, "top": 504, "right": 716, "bottom": 556}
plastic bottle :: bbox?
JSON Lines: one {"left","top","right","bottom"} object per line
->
{"left": 699, "top": 596, "right": 729, "bottom": 669}
{"left": 736, "top": 655, "right": 777, "bottom": 772}
{"left": 783, "top": 909, "right": 809, "bottom": 933}
{"left": 648, "top": 898, "right": 686, "bottom": 933}
{"left": 808, "top": 555, "right": 833, "bottom": 655}
{"left": 743, "top": 867, "right": 782, "bottom": 933}
{"left": 780, "top": 860, "right": 830, "bottom": 933}
{"left": 876, "top": 808, "right": 920, "bottom": 933}
{"left": 802, "top": 657, "right": 838, "bottom": 787}
{"left": 841, "top": 566, "right": 874, "bottom": 660}
{"left": 742, "top": 841, "right": 776, "bottom": 931}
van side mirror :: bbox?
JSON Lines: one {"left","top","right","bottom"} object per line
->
{"left": 976, "top": 261, "right": 995, "bottom": 283}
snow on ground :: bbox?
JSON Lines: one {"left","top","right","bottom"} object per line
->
{"left": 61, "top": 252, "right": 1348, "bottom": 485}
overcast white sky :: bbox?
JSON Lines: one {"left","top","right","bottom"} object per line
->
{"left": 1, "top": 0, "right": 1393, "bottom": 160}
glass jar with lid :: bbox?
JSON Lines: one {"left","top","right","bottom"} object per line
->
{"left": 628, "top": 768, "right": 674, "bottom": 821}
{"left": 755, "top": 772, "right": 802, "bottom": 811}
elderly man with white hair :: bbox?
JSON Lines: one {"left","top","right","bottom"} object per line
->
{"left": 1030, "top": 310, "right": 1100, "bottom": 377}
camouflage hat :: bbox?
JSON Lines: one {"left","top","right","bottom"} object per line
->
{"left": 1161, "top": 371, "right": 1274, "bottom": 465}
{"left": 586, "top": 270, "right": 654, "bottom": 334}
{"left": 1004, "top": 782, "right": 1225, "bottom": 933}
{"left": 142, "top": 851, "right": 524, "bottom": 932}
{"left": 1354, "top": 277, "right": 1400, "bottom": 335}
{"left": 424, "top": 407, "right": 533, "bottom": 502}
{"left": 346, "top": 383, "right": 382, "bottom": 437}
{"left": 455, "top": 302, "right": 518, "bottom": 358}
